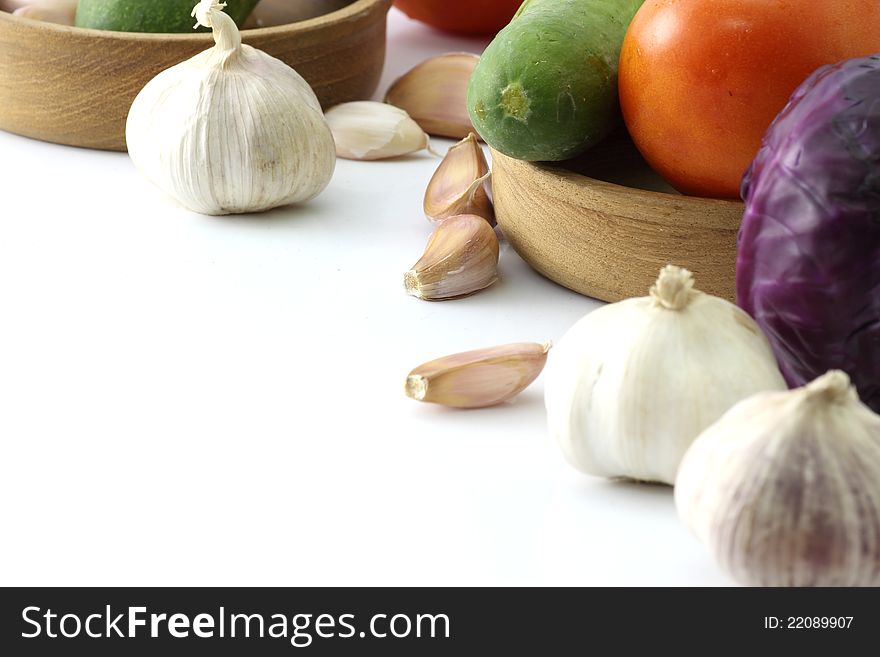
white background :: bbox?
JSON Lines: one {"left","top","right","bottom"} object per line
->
{"left": 0, "top": 8, "right": 730, "bottom": 586}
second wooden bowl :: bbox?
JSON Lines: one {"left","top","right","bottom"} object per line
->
{"left": 491, "top": 133, "right": 745, "bottom": 302}
{"left": 0, "top": 0, "right": 391, "bottom": 151}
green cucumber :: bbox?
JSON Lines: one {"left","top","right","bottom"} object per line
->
{"left": 467, "top": 0, "right": 644, "bottom": 161}
{"left": 75, "top": 0, "right": 260, "bottom": 33}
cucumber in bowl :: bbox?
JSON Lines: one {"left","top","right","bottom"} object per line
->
{"left": 467, "top": 0, "right": 644, "bottom": 162}
{"left": 75, "top": 0, "right": 260, "bottom": 33}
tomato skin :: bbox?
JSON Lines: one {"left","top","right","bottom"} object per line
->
{"left": 393, "top": 0, "right": 523, "bottom": 35}
{"left": 619, "top": 0, "right": 880, "bottom": 198}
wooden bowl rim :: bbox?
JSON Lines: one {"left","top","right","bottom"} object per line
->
{"left": 0, "top": 0, "right": 389, "bottom": 41}
{"left": 489, "top": 147, "right": 743, "bottom": 230}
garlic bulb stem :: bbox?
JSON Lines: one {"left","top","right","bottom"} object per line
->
{"left": 193, "top": 0, "right": 241, "bottom": 56}
{"left": 803, "top": 369, "right": 856, "bottom": 404}
{"left": 649, "top": 265, "right": 696, "bottom": 310}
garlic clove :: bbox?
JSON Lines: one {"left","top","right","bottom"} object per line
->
{"left": 406, "top": 342, "right": 551, "bottom": 409}
{"left": 404, "top": 214, "right": 500, "bottom": 301}
{"left": 675, "top": 370, "right": 880, "bottom": 587}
{"left": 424, "top": 132, "right": 494, "bottom": 225}
{"left": 11, "top": 0, "right": 77, "bottom": 24}
{"left": 243, "top": 0, "right": 346, "bottom": 28}
{"left": 385, "top": 53, "right": 480, "bottom": 140}
{"left": 325, "top": 101, "right": 436, "bottom": 161}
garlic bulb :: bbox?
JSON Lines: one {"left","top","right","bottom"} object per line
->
{"left": 675, "top": 371, "right": 880, "bottom": 587}
{"left": 125, "top": 1, "right": 336, "bottom": 216}
{"left": 544, "top": 265, "right": 786, "bottom": 485}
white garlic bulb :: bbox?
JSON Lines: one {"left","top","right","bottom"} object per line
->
{"left": 675, "top": 371, "right": 880, "bottom": 587}
{"left": 544, "top": 265, "right": 786, "bottom": 485}
{"left": 126, "top": 1, "right": 336, "bottom": 216}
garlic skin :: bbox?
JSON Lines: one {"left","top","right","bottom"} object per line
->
{"left": 675, "top": 371, "right": 880, "bottom": 587}
{"left": 325, "top": 101, "right": 435, "bottom": 161}
{"left": 126, "top": 1, "right": 335, "bottom": 216}
{"left": 544, "top": 265, "right": 786, "bottom": 485}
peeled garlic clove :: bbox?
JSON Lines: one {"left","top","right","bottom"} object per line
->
{"left": 406, "top": 342, "right": 551, "bottom": 409}
{"left": 424, "top": 132, "right": 494, "bottom": 225}
{"left": 325, "top": 101, "right": 434, "bottom": 161}
{"left": 675, "top": 370, "right": 880, "bottom": 587}
{"left": 544, "top": 265, "right": 787, "bottom": 485}
{"left": 385, "top": 53, "right": 480, "bottom": 140}
{"left": 405, "top": 214, "right": 499, "bottom": 301}
{"left": 11, "top": 0, "right": 77, "bottom": 24}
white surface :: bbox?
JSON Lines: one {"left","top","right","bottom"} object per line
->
{"left": 0, "top": 8, "right": 729, "bottom": 586}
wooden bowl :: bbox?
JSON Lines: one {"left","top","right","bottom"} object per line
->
{"left": 0, "top": 0, "right": 391, "bottom": 151}
{"left": 491, "top": 132, "right": 745, "bottom": 302}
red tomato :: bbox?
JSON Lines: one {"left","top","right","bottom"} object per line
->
{"left": 619, "top": 0, "right": 880, "bottom": 198}
{"left": 393, "top": 0, "right": 522, "bottom": 36}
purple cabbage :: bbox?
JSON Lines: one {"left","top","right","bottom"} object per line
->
{"left": 738, "top": 54, "right": 880, "bottom": 412}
